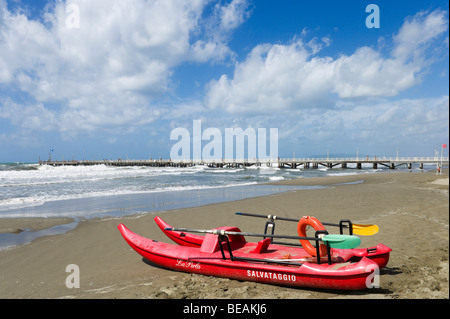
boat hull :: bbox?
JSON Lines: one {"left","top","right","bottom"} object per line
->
{"left": 154, "top": 216, "right": 391, "bottom": 269}
{"left": 119, "top": 223, "right": 382, "bottom": 290}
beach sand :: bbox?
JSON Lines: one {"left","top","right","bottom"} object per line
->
{"left": 0, "top": 171, "right": 448, "bottom": 299}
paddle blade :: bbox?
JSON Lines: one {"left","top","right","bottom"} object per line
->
{"left": 352, "top": 224, "right": 379, "bottom": 236}
{"left": 322, "top": 234, "right": 361, "bottom": 249}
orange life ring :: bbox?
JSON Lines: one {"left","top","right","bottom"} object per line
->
{"left": 297, "top": 216, "right": 328, "bottom": 257}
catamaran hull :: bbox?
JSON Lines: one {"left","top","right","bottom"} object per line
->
{"left": 154, "top": 216, "right": 391, "bottom": 269}
{"left": 119, "top": 223, "right": 381, "bottom": 290}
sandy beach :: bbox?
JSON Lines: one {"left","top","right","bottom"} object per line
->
{"left": 0, "top": 170, "right": 448, "bottom": 300}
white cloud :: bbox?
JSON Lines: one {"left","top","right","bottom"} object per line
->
{"left": 0, "top": 98, "right": 57, "bottom": 131}
{"left": 189, "top": 40, "right": 233, "bottom": 63}
{"left": 189, "top": 0, "right": 251, "bottom": 62}
{"left": 392, "top": 9, "right": 449, "bottom": 62}
{"left": 206, "top": 9, "right": 449, "bottom": 113}
{"left": 206, "top": 40, "right": 336, "bottom": 113}
{"left": 0, "top": 0, "right": 250, "bottom": 135}
{"left": 254, "top": 95, "right": 449, "bottom": 156}
{"left": 332, "top": 46, "right": 417, "bottom": 98}
{"left": 217, "top": 0, "right": 251, "bottom": 32}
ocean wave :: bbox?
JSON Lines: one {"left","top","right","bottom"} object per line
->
{"left": 0, "top": 163, "right": 39, "bottom": 171}
{"left": 0, "top": 196, "right": 46, "bottom": 211}
{"left": 0, "top": 164, "right": 206, "bottom": 187}
{"left": 268, "top": 176, "right": 284, "bottom": 181}
{"left": 0, "top": 180, "right": 260, "bottom": 213}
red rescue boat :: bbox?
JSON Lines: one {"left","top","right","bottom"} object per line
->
{"left": 118, "top": 217, "right": 390, "bottom": 290}
{"left": 154, "top": 216, "right": 391, "bottom": 269}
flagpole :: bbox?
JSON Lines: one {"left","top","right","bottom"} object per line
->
{"left": 441, "top": 144, "right": 444, "bottom": 175}
{"left": 441, "top": 144, "right": 448, "bottom": 175}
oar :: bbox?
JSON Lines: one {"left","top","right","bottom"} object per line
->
{"left": 235, "top": 212, "right": 379, "bottom": 236}
{"left": 164, "top": 227, "right": 361, "bottom": 249}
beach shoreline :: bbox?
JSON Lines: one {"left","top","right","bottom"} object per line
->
{"left": 0, "top": 170, "right": 448, "bottom": 299}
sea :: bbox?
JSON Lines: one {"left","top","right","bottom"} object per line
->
{"left": 0, "top": 162, "right": 432, "bottom": 249}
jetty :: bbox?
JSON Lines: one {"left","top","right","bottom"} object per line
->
{"left": 39, "top": 156, "right": 449, "bottom": 170}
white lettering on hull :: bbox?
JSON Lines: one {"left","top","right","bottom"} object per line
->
{"left": 246, "top": 270, "right": 296, "bottom": 282}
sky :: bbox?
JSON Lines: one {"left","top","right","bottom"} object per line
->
{"left": 0, "top": 0, "right": 448, "bottom": 162}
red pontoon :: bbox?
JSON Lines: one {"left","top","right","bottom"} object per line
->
{"left": 118, "top": 216, "right": 391, "bottom": 290}
{"left": 154, "top": 216, "right": 391, "bottom": 269}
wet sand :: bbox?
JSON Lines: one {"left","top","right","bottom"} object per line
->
{"left": 0, "top": 171, "right": 448, "bottom": 299}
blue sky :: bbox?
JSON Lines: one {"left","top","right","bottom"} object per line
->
{"left": 0, "top": 0, "right": 448, "bottom": 162}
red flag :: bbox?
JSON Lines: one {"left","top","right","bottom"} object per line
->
{"left": 443, "top": 144, "right": 448, "bottom": 148}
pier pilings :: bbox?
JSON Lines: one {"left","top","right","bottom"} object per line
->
{"left": 39, "top": 156, "right": 449, "bottom": 171}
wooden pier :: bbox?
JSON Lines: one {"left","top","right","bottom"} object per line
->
{"left": 277, "top": 157, "right": 449, "bottom": 170}
{"left": 39, "top": 156, "right": 449, "bottom": 170}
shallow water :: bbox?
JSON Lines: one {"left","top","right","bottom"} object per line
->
{"left": 0, "top": 221, "right": 79, "bottom": 250}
